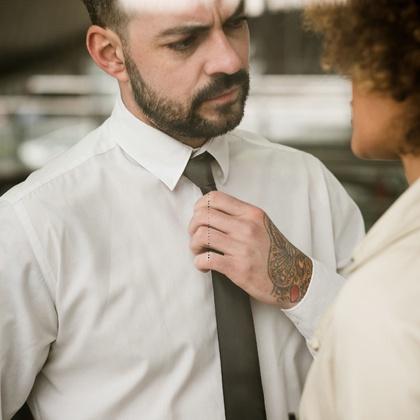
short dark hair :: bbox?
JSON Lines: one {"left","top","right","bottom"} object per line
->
{"left": 81, "top": 0, "right": 127, "bottom": 31}
{"left": 305, "top": 0, "right": 420, "bottom": 152}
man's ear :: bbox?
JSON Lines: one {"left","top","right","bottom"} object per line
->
{"left": 86, "top": 25, "right": 129, "bottom": 82}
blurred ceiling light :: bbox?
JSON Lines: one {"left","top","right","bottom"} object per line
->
{"left": 245, "top": 0, "right": 346, "bottom": 15}
{"left": 245, "top": 0, "right": 266, "bottom": 16}
{"left": 119, "top": 0, "right": 240, "bottom": 13}
{"left": 117, "top": 0, "right": 344, "bottom": 16}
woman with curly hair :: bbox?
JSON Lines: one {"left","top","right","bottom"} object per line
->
{"left": 299, "top": 0, "right": 420, "bottom": 419}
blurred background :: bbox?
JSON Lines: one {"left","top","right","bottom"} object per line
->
{"left": 0, "top": 0, "right": 406, "bottom": 234}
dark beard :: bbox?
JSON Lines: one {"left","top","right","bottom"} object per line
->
{"left": 123, "top": 52, "right": 250, "bottom": 141}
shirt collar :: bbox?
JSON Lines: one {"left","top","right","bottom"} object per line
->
{"left": 344, "top": 178, "right": 420, "bottom": 273}
{"left": 192, "top": 136, "right": 230, "bottom": 185}
{"left": 107, "top": 96, "right": 230, "bottom": 190}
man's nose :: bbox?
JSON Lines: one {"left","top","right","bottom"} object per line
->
{"left": 203, "top": 32, "right": 244, "bottom": 76}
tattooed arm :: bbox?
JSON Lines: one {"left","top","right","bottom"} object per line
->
{"left": 264, "top": 214, "right": 313, "bottom": 307}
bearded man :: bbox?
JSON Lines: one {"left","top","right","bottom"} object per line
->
{"left": 0, "top": 1, "right": 363, "bottom": 419}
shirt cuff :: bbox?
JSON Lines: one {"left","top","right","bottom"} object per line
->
{"left": 282, "top": 258, "right": 346, "bottom": 341}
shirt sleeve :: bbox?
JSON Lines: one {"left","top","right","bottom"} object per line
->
{"left": 283, "top": 162, "right": 365, "bottom": 342}
{"left": 0, "top": 200, "right": 57, "bottom": 419}
{"left": 282, "top": 258, "right": 346, "bottom": 342}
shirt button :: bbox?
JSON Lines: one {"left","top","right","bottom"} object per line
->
{"left": 309, "top": 337, "right": 320, "bottom": 352}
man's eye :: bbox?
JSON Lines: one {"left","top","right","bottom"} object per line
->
{"left": 167, "top": 36, "right": 197, "bottom": 52}
{"left": 226, "top": 16, "right": 248, "bottom": 30}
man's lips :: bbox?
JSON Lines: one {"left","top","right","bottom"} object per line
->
{"left": 205, "top": 87, "right": 240, "bottom": 104}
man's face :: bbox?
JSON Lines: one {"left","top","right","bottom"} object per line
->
{"left": 120, "top": 0, "right": 250, "bottom": 141}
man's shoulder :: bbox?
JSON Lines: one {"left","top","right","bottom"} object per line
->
{"left": 228, "top": 128, "right": 323, "bottom": 167}
{"left": 2, "top": 122, "right": 114, "bottom": 205}
{"left": 229, "top": 128, "right": 319, "bottom": 159}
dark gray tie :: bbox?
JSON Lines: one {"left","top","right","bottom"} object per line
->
{"left": 184, "top": 152, "right": 267, "bottom": 420}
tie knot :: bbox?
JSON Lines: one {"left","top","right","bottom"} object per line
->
{"left": 184, "top": 152, "right": 217, "bottom": 194}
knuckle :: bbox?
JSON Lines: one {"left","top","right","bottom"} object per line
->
{"left": 242, "top": 222, "right": 256, "bottom": 238}
{"left": 196, "top": 207, "right": 208, "bottom": 220}
{"left": 255, "top": 207, "right": 265, "bottom": 220}
{"left": 194, "top": 255, "right": 207, "bottom": 271}
{"left": 246, "top": 206, "right": 264, "bottom": 222}
{"left": 193, "top": 199, "right": 202, "bottom": 212}
{"left": 197, "top": 225, "right": 209, "bottom": 240}
{"left": 194, "top": 197, "right": 207, "bottom": 212}
{"left": 188, "top": 218, "right": 197, "bottom": 235}
{"left": 190, "top": 236, "right": 200, "bottom": 253}
{"left": 209, "top": 190, "right": 220, "bottom": 199}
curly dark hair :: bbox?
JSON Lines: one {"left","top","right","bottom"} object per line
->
{"left": 81, "top": 0, "right": 127, "bottom": 31}
{"left": 304, "top": 0, "right": 420, "bottom": 152}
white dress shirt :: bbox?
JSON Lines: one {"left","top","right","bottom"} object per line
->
{"left": 0, "top": 96, "right": 364, "bottom": 420}
{"left": 300, "top": 179, "right": 420, "bottom": 420}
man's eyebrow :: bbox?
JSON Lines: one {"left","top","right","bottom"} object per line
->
{"left": 156, "top": 0, "right": 246, "bottom": 39}
{"left": 157, "top": 24, "right": 210, "bottom": 39}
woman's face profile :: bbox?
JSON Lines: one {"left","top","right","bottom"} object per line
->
{"left": 350, "top": 81, "right": 407, "bottom": 161}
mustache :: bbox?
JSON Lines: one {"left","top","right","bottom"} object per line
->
{"left": 192, "top": 70, "right": 250, "bottom": 106}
